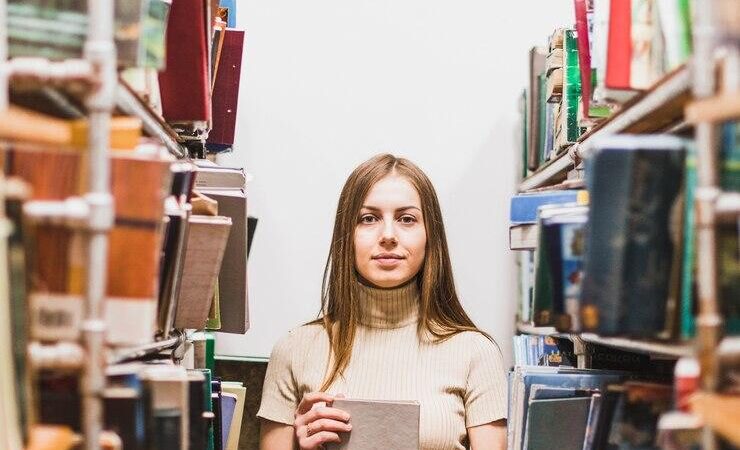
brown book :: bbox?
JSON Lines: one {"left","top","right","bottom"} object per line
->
{"left": 173, "top": 215, "right": 232, "bottom": 329}
{"left": 546, "top": 68, "right": 564, "bottom": 103}
{"left": 106, "top": 155, "right": 172, "bottom": 345}
{"left": 326, "top": 399, "right": 420, "bottom": 450}
{"left": 4, "top": 144, "right": 84, "bottom": 341}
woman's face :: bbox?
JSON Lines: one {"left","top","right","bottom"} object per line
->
{"left": 354, "top": 173, "right": 427, "bottom": 288}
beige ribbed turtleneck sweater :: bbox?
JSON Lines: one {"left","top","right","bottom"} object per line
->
{"left": 257, "top": 281, "right": 508, "bottom": 450}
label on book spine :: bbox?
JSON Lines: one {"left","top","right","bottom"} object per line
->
{"left": 106, "top": 297, "right": 158, "bottom": 346}
{"left": 30, "top": 293, "right": 83, "bottom": 341}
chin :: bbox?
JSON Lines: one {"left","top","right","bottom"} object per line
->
{"left": 366, "top": 272, "right": 413, "bottom": 289}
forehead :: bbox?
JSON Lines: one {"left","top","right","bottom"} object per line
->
{"left": 363, "top": 174, "right": 421, "bottom": 208}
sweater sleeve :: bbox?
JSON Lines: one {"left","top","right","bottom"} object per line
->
{"left": 256, "top": 331, "right": 300, "bottom": 425}
{"left": 463, "top": 334, "right": 508, "bottom": 427}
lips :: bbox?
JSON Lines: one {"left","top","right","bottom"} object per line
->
{"left": 372, "top": 253, "right": 404, "bottom": 268}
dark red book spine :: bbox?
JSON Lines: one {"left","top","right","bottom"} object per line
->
{"left": 159, "top": 0, "right": 211, "bottom": 123}
{"left": 605, "top": 0, "right": 631, "bottom": 90}
{"left": 574, "top": 0, "right": 592, "bottom": 113}
{"left": 207, "top": 29, "right": 245, "bottom": 147}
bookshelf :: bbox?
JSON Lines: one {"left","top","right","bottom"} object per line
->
{"left": 0, "top": 1, "right": 249, "bottom": 449}
{"left": 519, "top": 65, "right": 692, "bottom": 192}
{"left": 512, "top": 3, "right": 739, "bottom": 449}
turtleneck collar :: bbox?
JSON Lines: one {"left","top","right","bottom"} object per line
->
{"left": 355, "top": 279, "right": 420, "bottom": 329}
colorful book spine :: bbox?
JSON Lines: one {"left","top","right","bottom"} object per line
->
{"left": 606, "top": 0, "right": 632, "bottom": 90}
{"left": 563, "top": 29, "right": 583, "bottom": 143}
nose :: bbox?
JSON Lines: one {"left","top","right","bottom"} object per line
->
{"left": 379, "top": 220, "right": 398, "bottom": 246}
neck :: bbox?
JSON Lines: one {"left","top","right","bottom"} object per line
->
{"left": 355, "top": 278, "right": 420, "bottom": 329}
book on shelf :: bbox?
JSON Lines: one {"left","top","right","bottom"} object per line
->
{"left": 326, "top": 399, "right": 420, "bottom": 450}
{"left": 507, "top": 366, "right": 625, "bottom": 450}
{"left": 580, "top": 135, "right": 686, "bottom": 339}
{"left": 173, "top": 215, "right": 232, "bottom": 330}
{"left": 197, "top": 164, "right": 250, "bottom": 334}
{"left": 221, "top": 382, "right": 246, "bottom": 450}
{"left": 207, "top": 28, "right": 246, "bottom": 153}
{"left": 527, "top": 47, "right": 548, "bottom": 171}
{"left": 7, "top": 0, "right": 172, "bottom": 69}
{"left": 522, "top": 396, "right": 592, "bottom": 450}
{"left": 510, "top": 223, "right": 538, "bottom": 251}
{"left": 509, "top": 190, "right": 587, "bottom": 225}
{"left": 531, "top": 204, "right": 588, "bottom": 328}
{"left": 159, "top": 0, "right": 211, "bottom": 124}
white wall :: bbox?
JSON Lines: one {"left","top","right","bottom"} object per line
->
{"left": 216, "top": 0, "right": 574, "bottom": 367}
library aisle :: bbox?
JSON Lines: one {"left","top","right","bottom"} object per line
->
{"left": 0, "top": 1, "right": 738, "bottom": 450}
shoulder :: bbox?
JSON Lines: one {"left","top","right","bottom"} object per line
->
{"left": 445, "top": 331, "right": 505, "bottom": 365}
{"left": 270, "top": 323, "right": 327, "bottom": 359}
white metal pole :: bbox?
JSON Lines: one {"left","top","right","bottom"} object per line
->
{"left": 82, "top": 0, "right": 116, "bottom": 449}
{"left": 0, "top": 0, "right": 8, "bottom": 110}
{"left": 691, "top": 0, "right": 721, "bottom": 449}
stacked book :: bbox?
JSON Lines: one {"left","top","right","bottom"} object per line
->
{"left": 522, "top": 0, "right": 695, "bottom": 175}
{"left": 512, "top": 128, "right": 739, "bottom": 345}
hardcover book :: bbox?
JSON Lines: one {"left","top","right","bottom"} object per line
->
{"left": 581, "top": 135, "right": 685, "bottom": 338}
{"left": 326, "top": 399, "right": 420, "bottom": 450}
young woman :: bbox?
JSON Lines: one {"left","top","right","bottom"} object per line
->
{"left": 258, "top": 154, "right": 508, "bottom": 450}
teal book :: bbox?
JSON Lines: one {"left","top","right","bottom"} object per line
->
{"left": 563, "top": 29, "right": 583, "bottom": 144}
{"left": 680, "top": 144, "right": 697, "bottom": 339}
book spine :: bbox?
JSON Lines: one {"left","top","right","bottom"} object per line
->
{"left": 606, "top": 0, "right": 632, "bottom": 90}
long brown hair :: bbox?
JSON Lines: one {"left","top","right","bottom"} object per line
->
{"left": 315, "top": 154, "right": 491, "bottom": 391}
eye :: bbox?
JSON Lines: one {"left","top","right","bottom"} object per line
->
{"left": 359, "top": 214, "right": 378, "bottom": 224}
{"left": 398, "top": 215, "right": 417, "bottom": 224}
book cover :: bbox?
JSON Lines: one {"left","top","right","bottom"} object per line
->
{"left": 523, "top": 397, "right": 592, "bottom": 450}
{"left": 207, "top": 28, "right": 245, "bottom": 150}
{"left": 563, "top": 29, "right": 583, "bottom": 144}
{"left": 509, "top": 190, "right": 584, "bottom": 224}
{"left": 606, "top": 382, "right": 672, "bottom": 449}
{"left": 528, "top": 47, "right": 548, "bottom": 171}
{"left": 221, "top": 382, "right": 246, "bottom": 450}
{"left": 581, "top": 135, "right": 685, "bottom": 338}
{"left": 198, "top": 189, "right": 249, "bottom": 334}
{"left": 174, "top": 215, "right": 232, "bottom": 330}
{"left": 574, "top": 0, "right": 593, "bottom": 116}
{"left": 326, "top": 399, "right": 420, "bottom": 450}
{"left": 606, "top": 0, "right": 632, "bottom": 90}
{"left": 158, "top": 0, "right": 211, "bottom": 123}
{"left": 556, "top": 216, "right": 588, "bottom": 332}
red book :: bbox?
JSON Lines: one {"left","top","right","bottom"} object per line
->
{"left": 159, "top": 0, "right": 211, "bottom": 123}
{"left": 605, "top": 0, "right": 632, "bottom": 90}
{"left": 574, "top": 0, "right": 592, "bottom": 113}
{"left": 207, "top": 28, "right": 245, "bottom": 148}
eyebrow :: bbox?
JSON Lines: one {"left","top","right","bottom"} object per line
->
{"left": 361, "top": 205, "right": 422, "bottom": 213}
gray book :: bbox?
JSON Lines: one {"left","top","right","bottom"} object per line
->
{"left": 326, "top": 399, "right": 420, "bottom": 450}
{"left": 523, "top": 397, "right": 592, "bottom": 450}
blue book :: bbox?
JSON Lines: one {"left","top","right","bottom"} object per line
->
{"left": 510, "top": 190, "right": 584, "bottom": 224}
{"left": 220, "top": 0, "right": 237, "bottom": 27}
{"left": 220, "top": 393, "right": 238, "bottom": 446}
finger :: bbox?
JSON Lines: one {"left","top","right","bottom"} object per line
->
{"left": 327, "top": 393, "right": 345, "bottom": 407}
{"left": 302, "top": 431, "right": 341, "bottom": 448}
{"left": 297, "top": 392, "right": 336, "bottom": 415}
{"left": 301, "top": 406, "right": 350, "bottom": 425}
{"left": 308, "top": 418, "right": 353, "bottom": 435}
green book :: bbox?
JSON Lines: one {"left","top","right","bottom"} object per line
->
{"left": 563, "top": 29, "right": 583, "bottom": 143}
{"left": 538, "top": 73, "right": 548, "bottom": 165}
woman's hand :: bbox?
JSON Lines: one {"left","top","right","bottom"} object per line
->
{"left": 294, "top": 392, "right": 352, "bottom": 449}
